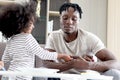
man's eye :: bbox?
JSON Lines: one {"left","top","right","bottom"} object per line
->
{"left": 63, "top": 17, "right": 68, "bottom": 20}
{"left": 72, "top": 18, "right": 77, "bottom": 21}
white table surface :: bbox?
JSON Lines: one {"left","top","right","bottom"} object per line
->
{"left": 0, "top": 71, "right": 113, "bottom": 80}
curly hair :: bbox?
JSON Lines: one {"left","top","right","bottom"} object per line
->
{"left": 0, "top": 1, "right": 37, "bottom": 39}
{"left": 59, "top": 3, "right": 83, "bottom": 19}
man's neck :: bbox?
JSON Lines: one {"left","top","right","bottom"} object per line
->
{"left": 64, "top": 31, "right": 78, "bottom": 43}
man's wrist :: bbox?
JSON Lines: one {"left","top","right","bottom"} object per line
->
{"left": 88, "top": 62, "right": 93, "bottom": 70}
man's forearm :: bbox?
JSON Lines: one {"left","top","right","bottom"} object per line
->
{"left": 88, "top": 60, "right": 120, "bottom": 72}
{"left": 42, "top": 60, "right": 73, "bottom": 72}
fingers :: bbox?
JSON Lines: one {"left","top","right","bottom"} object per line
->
{"left": 70, "top": 56, "right": 80, "bottom": 59}
{"left": 83, "top": 55, "right": 94, "bottom": 62}
{"left": 64, "top": 54, "right": 96, "bottom": 62}
{"left": 71, "top": 55, "right": 94, "bottom": 62}
{"left": 66, "top": 55, "right": 73, "bottom": 61}
{"left": 70, "top": 56, "right": 87, "bottom": 61}
{"left": 84, "top": 56, "right": 94, "bottom": 62}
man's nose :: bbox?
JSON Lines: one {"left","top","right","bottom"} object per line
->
{"left": 66, "top": 18, "right": 73, "bottom": 24}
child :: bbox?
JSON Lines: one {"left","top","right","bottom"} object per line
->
{"left": 0, "top": 1, "right": 72, "bottom": 80}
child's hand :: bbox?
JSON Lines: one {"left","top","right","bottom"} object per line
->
{"left": 0, "top": 61, "right": 4, "bottom": 69}
{"left": 58, "top": 54, "right": 72, "bottom": 62}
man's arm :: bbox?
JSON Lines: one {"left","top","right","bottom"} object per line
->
{"left": 43, "top": 60, "right": 73, "bottom": 72}
{"left": 42, "top": 49, "right": 73, "bottom": 72}
{"left": 89, "top": 48, "right": 120, "bottom": 72}
{"left": 71, "top": 48, "right": 120, "bottom": 72}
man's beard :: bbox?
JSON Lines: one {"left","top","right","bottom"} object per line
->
{"left": 64, "top": 31, "right": 71, "bottom": 34}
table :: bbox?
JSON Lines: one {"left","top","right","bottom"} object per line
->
{"left": 0, "top": 71, "right": 113, "bottom": 80}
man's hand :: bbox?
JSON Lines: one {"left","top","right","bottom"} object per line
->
{"left": 72, "top": 56, "right": 89, "bottom": 70}
{"left": 83, "top": 55, "right": 94, "bottom": 62}
{"left": 66, "top": 56, "right": 89, "bottom": 70}
{"left": 71, "top": 55, "right": 97, "bottom": 62}
{"left": 83, "top": 54, "right": 97, "bottom": 62}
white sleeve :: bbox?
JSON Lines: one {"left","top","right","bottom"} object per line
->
{"left": 25, "top": 35, "right": 58, "bottom": 61}
{"left": 87, "top": 33, "right": 105, "bottom": 54}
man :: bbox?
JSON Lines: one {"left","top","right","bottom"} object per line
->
{"left": 44, "top": 3, "right": 120, "bottom": 80}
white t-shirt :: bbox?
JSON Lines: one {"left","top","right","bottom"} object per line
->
{"left": 45, "top": 29, "right": 105, "bottom": 73}
{"left": 2, "top": 33, "right": 57, "bottom": 80}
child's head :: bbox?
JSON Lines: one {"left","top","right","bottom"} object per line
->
{"left": 0, "top": 1, "right": 37, "bottom": 39}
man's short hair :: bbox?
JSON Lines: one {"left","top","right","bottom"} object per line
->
{"left": 59, "top": 3, "right": 83, "bottom": 18}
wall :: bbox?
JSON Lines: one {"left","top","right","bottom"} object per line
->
{"left": 107, "top": 0, "right": 120, "bottom": 60}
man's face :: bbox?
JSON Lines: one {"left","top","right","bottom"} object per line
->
{"left": 60, "top": 7, "right": 80, "bottom": 34}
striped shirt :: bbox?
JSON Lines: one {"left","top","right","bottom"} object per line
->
{"left": 2, "top": 33, "right": 57, "bottom": 80}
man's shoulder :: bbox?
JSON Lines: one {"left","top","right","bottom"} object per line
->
{"left": 78, "top": 29, "right": 96, "bottom": 37}
{"left": 78, "top": 29, "right": 99, "bottom": 40}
